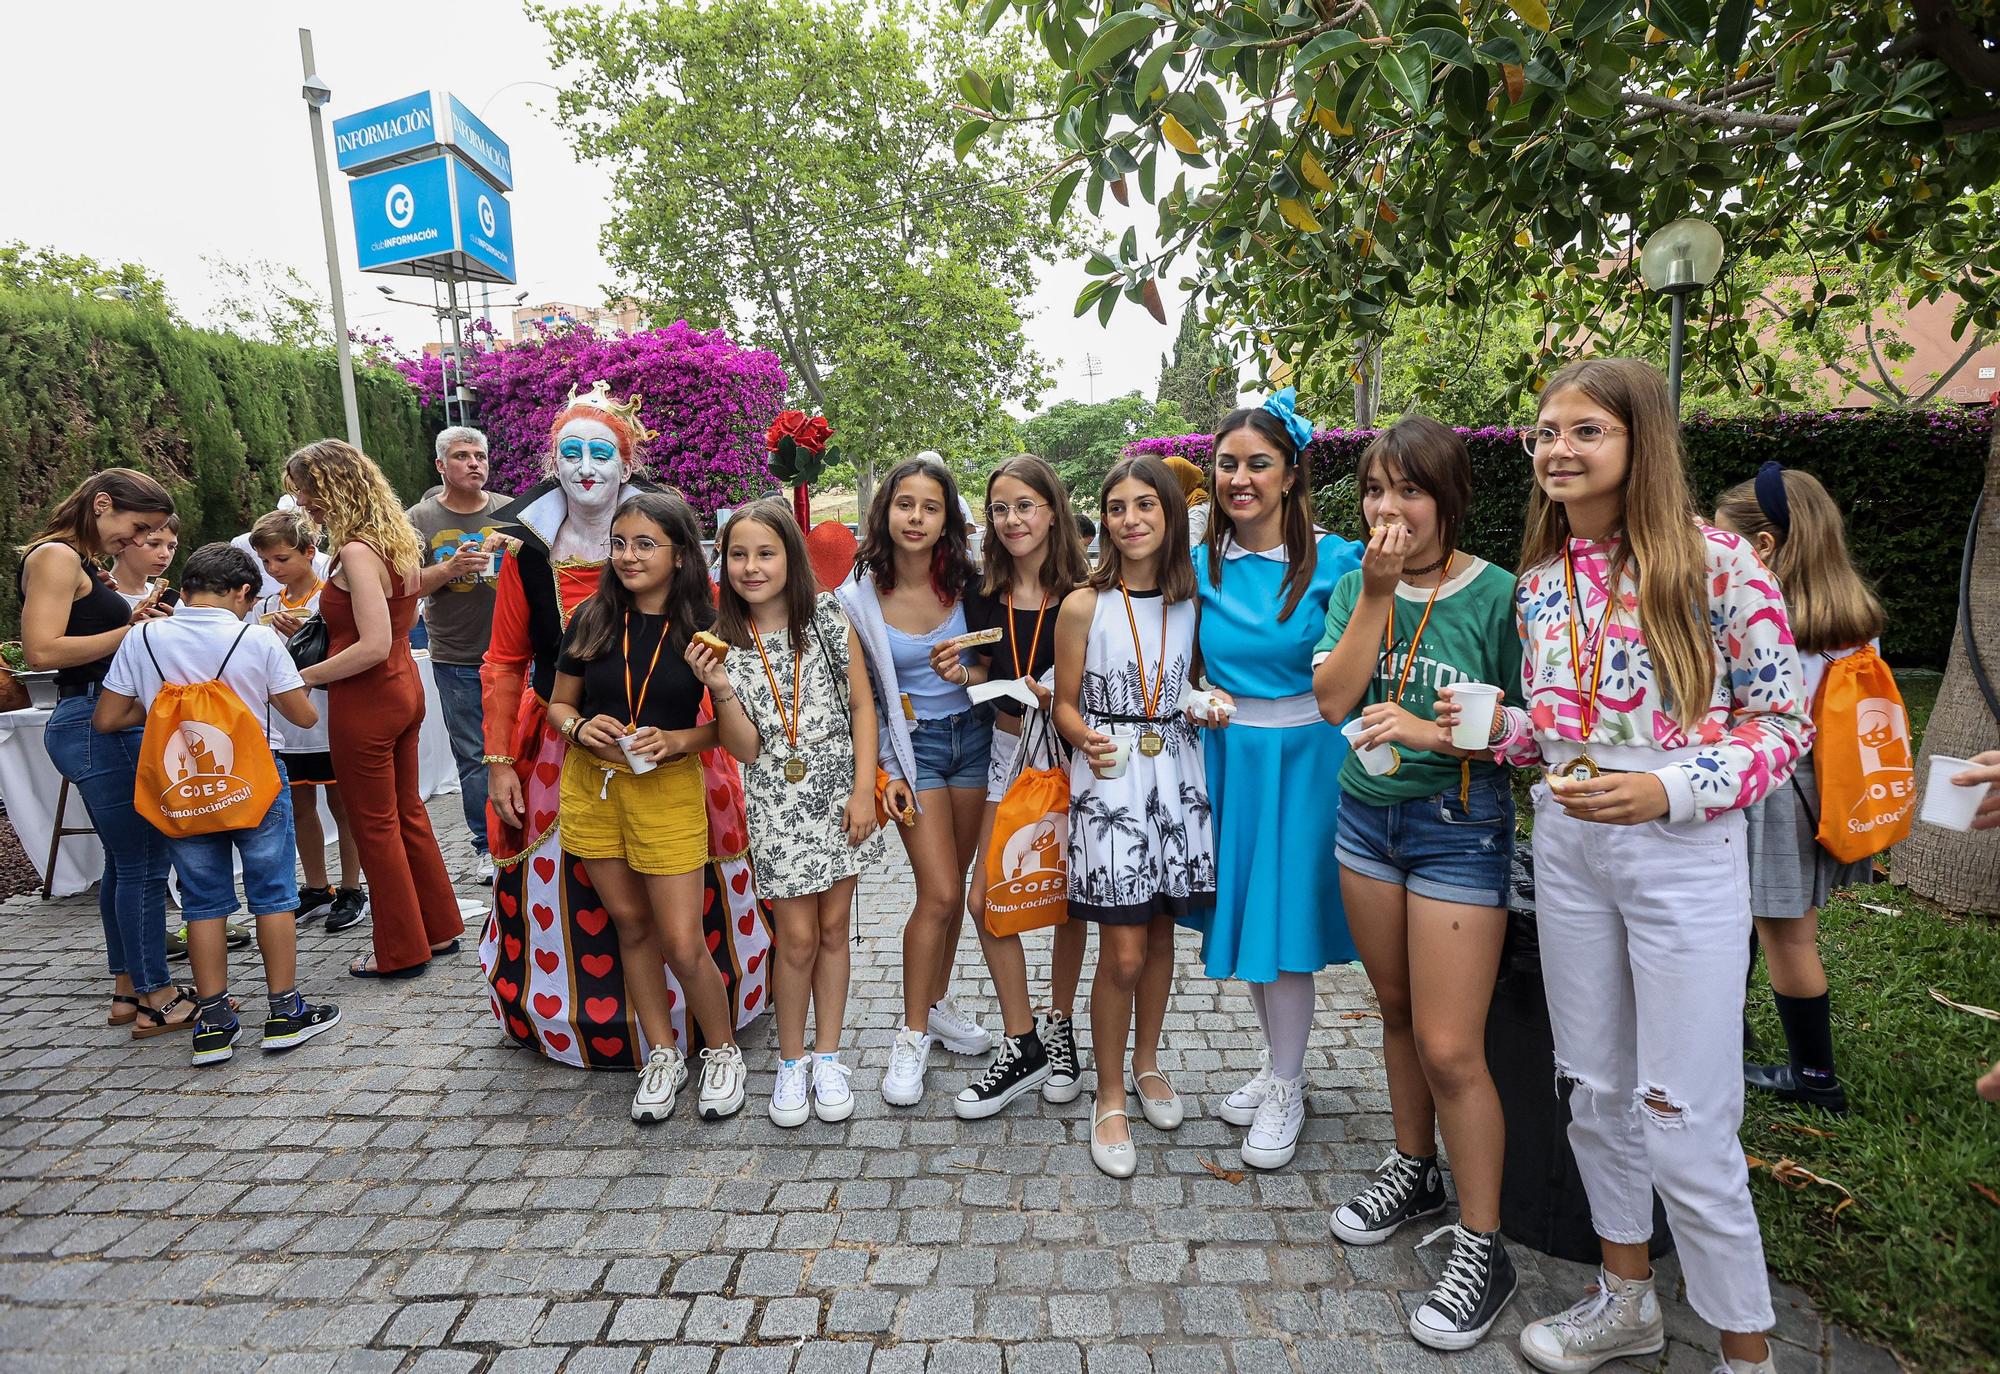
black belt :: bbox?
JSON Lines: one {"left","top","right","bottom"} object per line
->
{"left": 56, "top": 682, "right": 102, "bottom": 700}
{"left": 1092, "top": 711, "right": 1160, "bottom": 724}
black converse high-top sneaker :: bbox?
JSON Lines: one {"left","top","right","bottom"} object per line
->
{"left": 1330, "top": 1150, "right": 1448, "bottom": 1245}
{"left": 1040, "top": 1012, "right": 1080, "bottom": 1104}
{"left": 953, "top": 1031, "right": 1050, "bottom": 1120}
{"left": 1410, "top": 1222, "right": 1517, "bottom": 1350}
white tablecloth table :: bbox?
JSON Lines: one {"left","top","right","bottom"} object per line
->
{"left": 0, "top": 655, "right": 460, "bottom": 899}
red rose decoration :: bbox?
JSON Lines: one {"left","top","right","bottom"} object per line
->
{"left": 766, "top": 410, "right": 831, "bottom": 456}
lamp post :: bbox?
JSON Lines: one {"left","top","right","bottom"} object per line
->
{"left": 1639, "top": 217, "right": 1724, "bottom": 413}
{"left": 299, "top": 29, "right": 363, "bottom": 447}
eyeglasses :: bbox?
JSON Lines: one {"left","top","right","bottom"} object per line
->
{"left": 610, "top": 536, "right": 672, "bottom": 557}
{"left": 985, "top": 498, "right": 1048, "bottom": 524}
{"left": 1520, "top": 423, "right": 1629, "bottom": 456}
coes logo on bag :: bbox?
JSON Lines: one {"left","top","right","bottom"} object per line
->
{"left": 159, "top": 721, "right": 255, "bottom": 818}
{"left": 1841, "top": 697, "right": 1915, "bottom": 835}
{"left": 1812, "top": 650, "right": 1915, "bottom": 863}
{"left": 990, "top": 813, "right": 1068, "bottom": 913}
{"left": 132, "top": 625, "right": 281, "bottom": 838}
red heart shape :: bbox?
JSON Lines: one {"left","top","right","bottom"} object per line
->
{"left": 746, "top": 951, "right": 763, "bottom": 974}
{"left": 705, "top": 929, "right": 721, "bottom": 953}
{"left": 581, "top": 953, "right": 614, "bottom": 978}
{"left": 503, "top": 934, "right": 522, "bottom": 961}
{"left": 737, "top": 912, "right": 754, "bottom": 935}
{"left": 543, "top": 1030, "right": 572, "bottom": 1052}
{"left": 576, "top": 906, "right": 609, "bottom": 937}
{"left": 702, "top": 887, "right": 716, "bottom": 916}
{"left": 507, "top": 1015, "right": 531, "bottom": 1038}
{"left": 498, "top": 889, "right": 518, "bottom": 916}
{"left": 573, "top": 862, "right": 595, "bottom": 889}
{"left": 716, "top": 826, "right": 744, "bottom": 853}
{"left": 532, "top": 809, "right": 557, "bottom": 835}
{"left": 533, "top": 856, "right": 557, "bottom": 884}
{"left": 584, "top": 995, "right": 620, "bottom": 1022}
{"left": 536, "top": 760, "right": 561, "bottom": 787}
{"left": 495, "top": 977, "right": 519, "bottom": 1002}
{"left": 533, "top": 992, "right": 562, "bottom": 1019}
{"left": 709, "top": 784, "right": 732, "bottom": 811}
{"left": 743, "top": 984, "right": 762, "bottom": 1012}
{"left": 666, "top": 988, "right": 677, "bottom": 1008}
{"left": 534, "top": 949, "right": 559, "bottom": 974}
{"left": 590, "top": 1036, "right": 625, "bottom": 1058}
{"left": 730, "top": 869, "right": 749, "bottom": 895}
{"left": 531, "top": 903, "right": 555, "bottom": 931}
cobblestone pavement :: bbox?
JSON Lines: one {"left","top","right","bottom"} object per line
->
{"left": 0, "top": 795, "right": 1900, "bottom": 1374}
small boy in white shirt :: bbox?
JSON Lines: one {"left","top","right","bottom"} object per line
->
{"left": 95, "top": 543, "right": 341, "bottom": 1065}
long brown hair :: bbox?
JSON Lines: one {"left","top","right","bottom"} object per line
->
{"left": 18, "top": 468, "right": 175, "bottom": 557}
{"left": 285, "top": 439, "right": 423, "bottom": 574}
{"left": 715, "top": 498, "right": 817, "bottom": 649}
{"left": 979, "top": 454, "right": 1090, "bottom": 599}
{"left": 1090, "top": 455, "right": 1198, "bottom": 603}
{"left": 564, "top": 492, "right": 715, "bottom": 661}
{"left": 1204, "top": 407, "right": 1319, "bottom": 620}
{"left": 855, "top": 454, "right": 974, "bottom": 605}
{"left": 1519, "top": 358, "right": 1711, "bottom": 727}
{"left": 1715, "top": 468, "right": 1882, "bottom": 656}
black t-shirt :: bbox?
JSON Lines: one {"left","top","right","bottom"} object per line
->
{"left": 14, "top": 545, "right": 133, "bottom": 687}
{"left": 964, "top": 586, "right": 1062, "bottom": 717}
{"left": 556, "top": 611, "right": 705, "bottom": 731}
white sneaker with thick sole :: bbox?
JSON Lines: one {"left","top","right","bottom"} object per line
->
{"left": 631, "top": 1046, "right": 686, "bottom": 1123}
{"left": 882, "top": 1027, "right": 933, "bottom": 1107}
{"left": 812, "top": 1055, "right": 855, "bottom": 1122}
{"left": 1240, "top": 1073, "right": 1305, "bottom": 1169}
{"left": 1519, "top": 1269, "right": 1665, "bottom": 1372}
{"left": 927, "top": 997, "right": 992, "bottom": 1055}
{"left": 696, "top": 1043, "right": 747, "bottom": 1120}
{"left": 768, "top": 1057, "right": 811, "bottom": 1128}
{"left": 470, "top": 853, "right": 496, "bottom": 886}
{"left": 1217, "top": 1051, "right": 1275, "bottom": 1127}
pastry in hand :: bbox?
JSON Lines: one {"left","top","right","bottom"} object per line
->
{"left": 693, "top": 630, "right": 729, "bottom": 656}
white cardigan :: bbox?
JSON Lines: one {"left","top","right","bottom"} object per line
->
{"left": 835, "top": 570, "right": 923, "bottom": 804}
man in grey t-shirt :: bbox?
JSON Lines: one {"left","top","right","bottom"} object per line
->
{"left": 407, "top": 426, "right": 509, "bottom": 883}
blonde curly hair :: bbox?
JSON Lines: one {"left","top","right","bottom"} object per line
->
{"left": 284, "top": 439, "right": 423, "bottom": 574}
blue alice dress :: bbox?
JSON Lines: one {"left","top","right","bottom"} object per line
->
{"left": 1187, "top": 533, "right": 1363, "bottom": 979}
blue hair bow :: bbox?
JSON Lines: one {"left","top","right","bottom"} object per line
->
{"left": 1262, "top": 387, "right": 1314, "bottom": 458}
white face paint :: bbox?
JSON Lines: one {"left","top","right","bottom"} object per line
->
{"left": 554, "top": 417, "right": 632, "bottom": 521}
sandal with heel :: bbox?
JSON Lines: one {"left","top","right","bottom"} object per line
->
{"left": 130, "top": 989, "right": 199, "bottom": 1039}
{"left": 106, "top": 994, "right": 139, "bottom": 1028}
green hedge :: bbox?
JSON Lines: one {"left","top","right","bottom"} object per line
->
{"left": 0, "top": 290, "right": 427, "bottom": 636}
{"left": 1135, "top": 407, "right": 1992, "bottom": 668}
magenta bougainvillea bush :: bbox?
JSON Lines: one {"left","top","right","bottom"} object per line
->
{"left": 399, "top": 322, "right": 789, "bottom": 518}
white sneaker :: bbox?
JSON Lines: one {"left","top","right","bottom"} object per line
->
{"left": 1716, "top": 1359, "right": 1777, "bottom": 1374}
{"left": 1217, "top": 1050, "right": 1275, "bottom": 1127}
{"left": 927, "top": 997, "right": 992, "bottom": 1055}
{"left": 1240, "top": 1073, "right": 1304, "bottom": 1169}
{"left": 470, "top": 852, "right": 495, "bottom": 886}
{"left": 631, "top": 1046, "right": 686, "bottom": 1123}
{"left": 696, "top": 1043, "right": 747, "bottom": 1120}
{"left": 812, "top": 1054, "right": 855, "bottom": 1122}
{"left": 882, "top": 1027, "right": 933, "bottom": 1106}
{"left": 768, "top": 1057, "right": 810, "bottom": 1128}
{"left": 1519, "top": 1269, "right": 1665, "bottom": 1372}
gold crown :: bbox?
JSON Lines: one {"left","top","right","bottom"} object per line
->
{"left": 566, "top": 380, "right": 657, "bottom": 444}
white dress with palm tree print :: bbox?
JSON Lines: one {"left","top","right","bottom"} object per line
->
{"left": 1067, "top": 588, "right": 1216, "bottom": 925}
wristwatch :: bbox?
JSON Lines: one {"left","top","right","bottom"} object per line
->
{"left": 560, "top": 714, "right": 583, "bottom": 741}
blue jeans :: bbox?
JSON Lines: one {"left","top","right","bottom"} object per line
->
{"left": 1334, "top": 772, "right": 1516, "bottom": 908}
{"left": 169, "top": 759, "right": 300, "bottom": 921}
{"left": 42, "top": 693, "right": 173, "bottom": 993}
{"left": 907, "top": 704, "right": 994, "bottom": 792}
{"left": 431, "top": 661, "right": 490, "bottom": 855}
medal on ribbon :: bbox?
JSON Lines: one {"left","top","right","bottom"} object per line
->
{"left": 753, "top": 623, "right": 809, "bottom": 784}
{"left": 1118, "top": 580, "right": 1168, "bottom": 756}
{"left": 1552, "top": 546, "right": 1614, "bottom": 782}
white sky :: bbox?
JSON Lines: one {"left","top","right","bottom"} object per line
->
{"left": 0, "top": 0, "right": 1177, "bottom": 414}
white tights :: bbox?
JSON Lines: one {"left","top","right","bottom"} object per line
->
{"left": 1247, "top": 970, "right": 1318, "bottom": 1080}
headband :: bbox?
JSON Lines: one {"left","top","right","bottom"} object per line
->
{"left": 1753, "top": 460, "right": 1791, "bottom": 535}
{"left": 1261, "top": 388, "right": 1314, "bottom": 460}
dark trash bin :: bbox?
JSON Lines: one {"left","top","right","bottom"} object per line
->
{"left": 1486, "top": 844, "right": 1674, "bottom": 1264}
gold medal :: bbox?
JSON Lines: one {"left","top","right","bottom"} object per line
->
{"left": 1138, "top": 730, "right": 1164, "bottom": 757}
{"left": 753, "top": 623, "right": 810, "bottom": 782}
{"left": 1552, "top": 752, "right": 1600, "bottom": 782}
{"left": 783, "top": 756, "right": 807, "bottom": 784}
{"left": 1117, "top": 579, "right": 1169, "bottom": 757}
{"left": 1384, "top": 745, "right": 1403, "bottom": 776}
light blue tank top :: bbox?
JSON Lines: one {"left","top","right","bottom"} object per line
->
{"left": 885, "top": 603, "right": 972, "bottom": 720}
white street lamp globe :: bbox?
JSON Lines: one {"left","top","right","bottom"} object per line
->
{"left": 1640, "top": 217, "right": 1725, "bottom": 292}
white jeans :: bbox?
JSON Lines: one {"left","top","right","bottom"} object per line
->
{"left": 1531, "top": 784, "right": 1776, "bottom": 1334}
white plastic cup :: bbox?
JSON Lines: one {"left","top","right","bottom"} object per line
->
{"left": 1919, "top": 754, "right": 1987, "bottom": 831}
{"left": 1448, "top": 682, "right": 1502, "bottom": 750}
{"left": 617, "top": 733, "right": 659, "bottom": 776}
{"left": 1341, "top": 719, "right": 1397, "bottom": 776}
{"left": 1096, "top": 729, "right": 1135, "bottom": 780}
{"left": 485, "top": 550, "right": 503, "bottom": 579}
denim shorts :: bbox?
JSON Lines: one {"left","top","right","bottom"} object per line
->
{"left": 168, "top": 758, "right": 301, "bottom": 921}
{"left": 1335, "top": 773, "right": 1516, "bottom": 908}
{"left": 908, "top": 704, "right": 994, "bottom": 793}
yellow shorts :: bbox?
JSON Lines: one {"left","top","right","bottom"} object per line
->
{"left": 558, "top": 746, "right": 708, "bottom": 876}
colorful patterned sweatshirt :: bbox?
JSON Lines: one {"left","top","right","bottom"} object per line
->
{"left": 1491, "top": 525, "right": 1814, "bottom": 823}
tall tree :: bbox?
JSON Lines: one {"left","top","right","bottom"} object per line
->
{"left": 1155, "top": 307, "right": 1236, "bottom": 431}
{"left": 535, "top": 0, "right": 1077, "bottom": 509}
{"left": 1021, "top": 390, "right": 1188, "bottom": 496}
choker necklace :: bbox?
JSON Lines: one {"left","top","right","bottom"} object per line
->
{"left": 1402, "top": 553, "right": 1449, "bottom": 578}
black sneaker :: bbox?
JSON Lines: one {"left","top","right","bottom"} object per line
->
{"left": 953, "top": 1032, "right": 1050, "bottom": 1120}
{"left": 192, "top": 1017, "right": 242, "bottom": 1066}
{"left": 1330, "top": 1150, "right": 1447, "bottom": 1245}
{"left": 325, "top": 888, "right": 368, "bottom": 933}
{"left": 297, "top": 886, "right": 336, "bottom": 924}
{"left": 1409, "top": 1223, "right": 1516, "bottom": 1350}
{"left": 1744, "top": 1062, "right": 1849, "bottom": 1115}
{"left": 1040, "top": 1012, "right": 1080, "bottom": 1104}
{"left": 264, "top": 1001, "right": 341, "bottom": 1052}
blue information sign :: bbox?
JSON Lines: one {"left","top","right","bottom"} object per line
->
{"left": 347, "top": 154, "right": 517, "bottom": 284}
{"left": 333, "top": 90, "right": 515, "bottom": 192}
{"left": 452, "top": 156, "right": 516, "bottom": 281}
{"left": 444, "top": 95, "right": 513, "bottom": 192}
